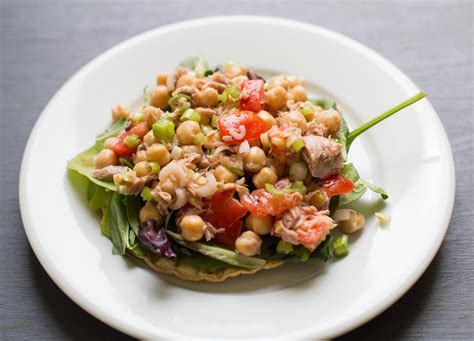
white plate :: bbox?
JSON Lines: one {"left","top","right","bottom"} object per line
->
{"left": 20, "top": 16, "right": 455, "bottom": 339}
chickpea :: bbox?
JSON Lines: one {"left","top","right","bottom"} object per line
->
{"left": 268, "top": 75, "right": 289, "bottom": 90}
{"left": 308, "top": 189, "right": 329, "bottom": 211}
{"left": 257, "top": 110, "right": 277, "bottom": 127}
{"left": 244, "top": 146, "right": 266, "bottom": 173}
{"left": 314, "top": 109, "right": 342, "bottom": 136}
{"left": 180, "top": 215, "right": 205, "bottom": 242}
{"left": 280, "top": 111, "right": 307, "bottom": 133}
{"left": 176, "top": 120, "right": 201, "bottom": 145}
{"left": 133, "top": 161, "right": 152, "bottom": 177}
{"left": 245, "top": 214, "right": 272, "bottom": 235}
{"left": 142, "top": 106, "right": 162, "bottom": 128}
{"left": 252, "top": 167, "right": 278, "bottom": 189}
{"left": 176, "top": 74, "right": 199, "bottom": 88}
{"left": 139, "top": 202, "right": 162, "bottom": 223}
{"left": 265, "top": 86, "right": 288, "bottom": 112}
{"left": 338, "top": 210, "right": 365, "bottom": 234}
{"left": 194, "top": 87, "right": 219, "bottom": 107}
{"left": 235, "top": 231, "right": 262, "bottom": 256}
{"left": 103, "top": 137, "right": 115, "bottom": 150}
{"left": 111, "top": 104, "right": 131, "bottom": 122}
{"left": 146, "top": 143, "right": 171, "bottom": 166}
{"left": 223, "top": 62, "right": 247, "bottom": 78}
{"left": 214, "top": 165, "right": 238, "bottom": 183}
{"left": 182, "top": 145, "right": 203, "bottom": 163}
{"left": 156, "top": 73, "right": 168, "bottom": 86}
{"left": 160, "top": 179, "right": 177, "bottom": 195}
{"left": 203, "top": 130, "right": 221, "bottom": 150}
{"left": 289, "top": 85, "right": 307, "bottom": 102}
{"left": 94, "top": 148, "right": 118, "bottom": 169}
{"left": 133, "top": 150, "right": 147, "bottom": 164}
{"left": 286, "top": 75, "right": 304, "bottom": 88}
{"left": 143, "top": 130, "right": 156, "bottom": 147}
{"left": 150, "top": 85, "right": 170, "bottom": 109}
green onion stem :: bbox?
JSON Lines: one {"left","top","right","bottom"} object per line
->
{"left": 346, "top": 91, "right": 426, "bottom": 149}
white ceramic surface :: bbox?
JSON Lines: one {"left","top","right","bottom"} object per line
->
{"left": 19, "top": 16, "right": 455, "bottom": 339}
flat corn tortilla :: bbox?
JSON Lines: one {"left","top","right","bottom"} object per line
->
{"left": 134, "top": 252, "right": 283, "bottom": 282}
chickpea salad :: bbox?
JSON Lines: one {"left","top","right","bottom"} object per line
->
{"left": 67, "top": 57, "right": 426, "bottom": 281}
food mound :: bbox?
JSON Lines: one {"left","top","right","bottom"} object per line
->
{"left": 68, "top": 57, "right": 424, "bottom": 281}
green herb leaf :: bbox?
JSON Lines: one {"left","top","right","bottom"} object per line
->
{"left": 89, "top": 185, "right": 112, "bottom": 211}
{"left": 123, "top": 195, "right": 142, "bottom": 235}
{"left": 95, "top": 119, "right": 126, "bottom": 147}
{"left": 100, "top": 205, "right": 111, "bottom": 238}
{"left": 359, "top": 179, "right": 388, "bottom": 200}
{"left": 340, "top": 163, "right": 360, "bottom": 183}
{"left": 109, "top": 193, "right": 130, "bottom": 255}
{"left": 336, "top": 116, "right": 349, "bottom": 159}
{"left": 339, "top": 182, "right": 367, "bottom": 206}
{"left": 167, "top": 231, "right": 266, "bottom": 269}
{"left": 313, "top": 97, "right": 337, "bottom": 110}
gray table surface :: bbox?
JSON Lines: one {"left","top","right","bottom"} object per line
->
{"left": 1, "top": 0, "right": 473, "bottom": 339}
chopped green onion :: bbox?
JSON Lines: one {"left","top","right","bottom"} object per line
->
{"left": 211, "top": 114, "right": 218, "bottom": 128}
{"left": 123, "top": 134, "right": 140, "bottom": 148}
{"left": 149, "top": 162, "right": 160, "bottom": 175}
{"left": 140, "top": 187, "right": 154, "bottom": 202}
{"left": 299, "top": 103, "right": 313, "bottom": 118}
{"left": 119, "top": 157, "right": 134, "bottom": 168}
{"left": 292, "top": 180, "right": 304, "bottom": 192}
{"left": 205, "top": 149, "right": 213, "bottom": 155}
{"left": 180, "top": 108, "right": 201, "bottom": 122}
{"left": 293, "top": 246, "right": 311, "bottom": 261}
{"left": 289, "top": 162, "right": 308, "bottom": 181}
{"left": 168, "top": 93, "right": 191, "bottom": 108}
{"left": 265, "top": 183, "right": 286, "bottom": 195}
{"left": 218, "top": 85, "right": 240, "bottom": 104}
{"left": 201, "top": 124, "right": 214, "bottom": 135}
{"left": 152, "top": 118, "right": 175, "bottom": 143}
{"left": 231, "top": 167, "right": 244, "bottom": 177}
{"left": 332, "top": 234, "right": 349, "bottom": 257}
{"left": 291, "top": 139, "right": 305, "bottom": 152}
{"left": 276, "top": 240, "right": 294, "bottom": 255}
{"left": 131, "top": 113, "right": 143, "bottom": 125}
{"left": 193, "top": 132, "right": 205, "bottom": 146}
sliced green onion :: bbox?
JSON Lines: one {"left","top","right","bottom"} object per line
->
{"left": 276, "top": 240, "right": 294, "bottom": 255}
{"left": 168, "top": 93, "right": 191, "bottom": 108}
{"left": 180, "top": 108, "right": 201, "bottom": 122}
{"left": 231, "top": 167, "right": 244, "bottom": 177}
{"left": 201, "top": 124, "right": 214, "bottom": 135}
{"left": 193, "top": 132, "right": 205, "bottom": 146}
{"left": 289, "top": 162, "right": 308, "bottom": 181}
{"left": 119, "top": 157, "right": 134, "bottom": 168}
{"left": 140, "top": 187, "right": 154, "bottom": 202}
{"left": 123, "top": 134, "right": 140, "bottom": 148}
{"left": 211, "top": 114, "right": 218, "bottom": 128}
{"left": 205, "top": 149, "right": 213, "bottom": 155}
{"left": 293, "top": 246, "right": 310, "bottom": 261}
{"left": 299, "top": 103, "right": 313, "bottom": 118}
{"left": 265, "top": 183, "right": 286, "bottom": 195}
{"left": 218, "top": 85, "right": 240, "bottom": 104}
{"left": 292, "top": 180, "right": 304, "bottom": 192}
{"left": 332, "top": 234, "right": 349, "bottom": 257}
{"left": 152, "top": 118, "right": 175, "bottom": 143}
{"left": 131, "top": 113, "right": 143, "bottom": 125}
{"left": 291, "top": 139, "right": 305, "bottom": 152}
{"left": 149, "top": 162, "right": 160, "bottom": 175}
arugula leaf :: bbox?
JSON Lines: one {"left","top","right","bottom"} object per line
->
{"left": 109, "top": 192, "right": 130, "bottom": 255}
{"left": 346, "top": 91, "right": 426, "bottom": 150}
{"left": 100, "top": 205, "right": 111, "bottom": 238}
{"left": 312, "top": 234, "right": 333, "bottom": 262}
{"left": 123, "top": 195, "right": 142, "bottom": 235}
{"left": 339, "top": 182, "right": 367, "bottom": 206}
{"left": 95, "top": 119, "right": 126, "bottom": 147}
{"left": 178, "top": 254, "right": 228, "bottom": 272}
{"left": 359, "top": 179, "right": 388, "bottom": 200}
{"left": 313, "top": 97, "right": 337, "bottom": 110}
{"left": 167, "top": 231, "right": 266, "bottom": 269}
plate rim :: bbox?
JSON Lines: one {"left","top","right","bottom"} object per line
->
{"left": 19, "top": 15, "right": 455, "bottom": 339}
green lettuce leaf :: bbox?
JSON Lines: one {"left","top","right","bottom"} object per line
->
{"left": 109, "top": 192, "right": 130, "bottom": 255}
{"left": 167, "top": 231, "right": 266, "bottom": 269}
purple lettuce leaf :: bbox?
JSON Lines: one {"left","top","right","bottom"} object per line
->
{"left": 138, "top": 220, "right": 176, "bottom": 258}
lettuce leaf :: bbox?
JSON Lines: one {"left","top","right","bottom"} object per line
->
{"left": 167, "top": 231, "right": 266, "bottom": 269}
{"left": 109, "top": 192, "right": 130, "bottom": 255}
